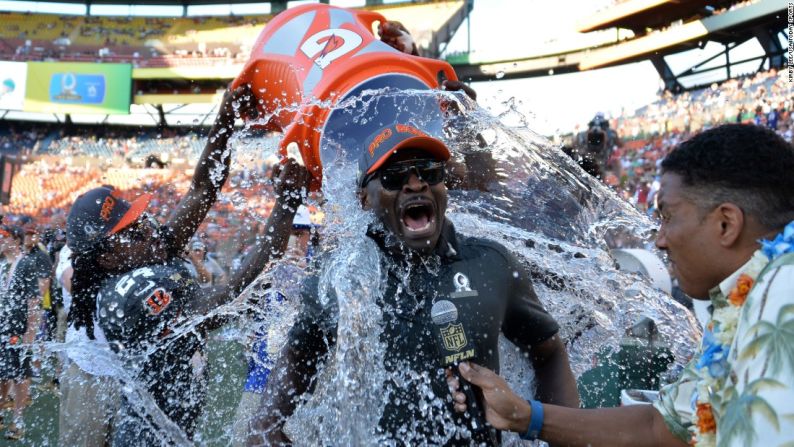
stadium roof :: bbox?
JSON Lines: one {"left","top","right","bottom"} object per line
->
{"left": 7, "top": 0, "right": 384, "bottom": 5}
{"left": 0, "top": 1, "right": 428, "bottom": 17}
{"left": 16, "top": 0, "right": 296, "bottom": 3}
{"left": 453, "top": 0, "right": 784, "bottom": 89}
{"left": 576, "top": 0, "right": 739, "bottom": 33}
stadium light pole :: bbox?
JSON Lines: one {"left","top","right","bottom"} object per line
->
{"left": 725, "top": 43, "right": 731, "bottom": 79}
{"left": 467, "top": 0, "right": 472, "bottom": 55}
{"left": 271, "top": 1, "right": 287, "bottom": 13}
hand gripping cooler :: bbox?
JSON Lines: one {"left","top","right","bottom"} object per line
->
{"left": 231, "top": 3, "right": 458, "bottom": 190}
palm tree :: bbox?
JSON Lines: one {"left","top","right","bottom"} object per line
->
{"left": 717, "top": 378, "right": 785, "bottom": 447}
{"left": 739, "top": 304, "right": 794, "bottom": 375}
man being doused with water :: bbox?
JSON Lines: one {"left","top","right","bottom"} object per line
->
{"left": 248, "top": 122, "right": 580, "bottom": 445}
{"left": 63, "top": 85, "right": 311, "bottom": 445}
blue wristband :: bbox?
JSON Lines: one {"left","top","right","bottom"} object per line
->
{"left": 520, "top": 399, "right": 544, "bottom": 441}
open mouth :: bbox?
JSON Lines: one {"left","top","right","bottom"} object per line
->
{"left": 400, "top": 200, "right": 436, "bottom": 235}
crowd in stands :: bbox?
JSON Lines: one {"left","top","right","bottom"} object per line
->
{"left": 712, "top": 0, "right": 761, "bottom": 15}
{"left": 601, "top": 0, "right": 758, "bottom": 17}
{"left": 0, "top": 123, "right": 206, "bottom": 161}
{"left": 594, "top": 67, "right": 793, "bottom": 214}
{"left": 1, "top": 12, "right": 267, "bottom": 67}
{"left": 1, "top": 123, "right": 321, "bottom": 270}
{"left": 4, "top": 164, "right": 277, "bottom": 269}
{"left": 0, "top": 1, "right": 457, "bottom": 67}
{"left": 5, "top": 66, "right": 792, "bottom": 249}
{"left": 46, "top": 130, "right": 205, "bottom": 160}
{"left": 0, "top": 123, "right": 50, "bottom": 155}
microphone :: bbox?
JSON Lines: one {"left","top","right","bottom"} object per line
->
{"left": 430, "top": 299, "right": 497, "bottom": 443}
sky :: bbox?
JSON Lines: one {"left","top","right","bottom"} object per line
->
{"left": 437, "top": 0, "right": 660, "bottom": 135}
{"left": 439, "top": 0, "right": 769, "bottom": 135}
{"left": 0, "top": 0, "right": 775, "bottom": 135}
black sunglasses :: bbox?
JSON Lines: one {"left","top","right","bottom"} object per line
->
{"left": 363, "top": 160, "right": 446, "bottom": 191}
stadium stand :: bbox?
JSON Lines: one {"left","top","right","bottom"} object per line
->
{"left": 577, "top": 0, "right": 748, "bottom": 34}
{"left": 5, "top": 152, "right": 256, "bottom": 264}
{"left": 615, "top": 67, "right": 788, "bottom": 138}
{"left": 2, "top": 121, "right": 297, "bottom": 263}
{"left": 591, "top": 66, "right": 792, "bottom": 213}
{"left": 6, "top": 63, "right": 790, "bottom": 229}
{"left": 0, "top": 123, "right": 50, "bottom": 154}
{"left": 7, "top": 157, "right": 182, "bottom": 214}
{"left": 578, "top": 0, "right": 776, "bottom": 70}
{"left": 1, "top": 12, "right": 267, "bottom": 64}
{"left": 0, "top": 1, "right": 466, "bottom": 67}
{"left": 453, "top": 0, "right": 783, "bottom": 85}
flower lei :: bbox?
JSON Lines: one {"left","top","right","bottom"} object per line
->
{"left": 689, "top": 220, "right": 794, "bottom": 446}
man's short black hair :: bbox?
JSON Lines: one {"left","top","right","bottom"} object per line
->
{"left": 661, "top": 124, "right": 794, "bottom": 229}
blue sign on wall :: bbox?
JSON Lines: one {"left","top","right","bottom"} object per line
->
{"left": 48, "top": 73, "right": 106, "bottom": 104}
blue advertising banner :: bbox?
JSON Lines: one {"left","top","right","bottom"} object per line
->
{"left": 25, "top": 62, "right": 131, "bottom": 114}
{"left": 48, "top": 73, "right": 106, "bottom": 104}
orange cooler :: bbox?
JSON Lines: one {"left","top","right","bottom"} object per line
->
{"left": 232, "top": 3, "right": 458, "bottom": 189}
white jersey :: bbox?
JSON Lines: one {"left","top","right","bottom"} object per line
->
{"left": 57, "top": 246, "right": 115, "bottom": 377}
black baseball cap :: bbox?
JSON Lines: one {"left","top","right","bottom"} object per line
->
{"left": 357, "top": 123, "right": 449, "bottom": 186}
{"left": 66, "top": 186, "right": 152, "bottom": 254}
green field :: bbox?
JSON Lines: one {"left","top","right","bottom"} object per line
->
{"left": 0, "top": 335, "right": 671, "bottom": 445}
{"left": 0, "top": 338, "right": 247, "bottom": 447}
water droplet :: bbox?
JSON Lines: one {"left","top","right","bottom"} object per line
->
{"left": 495, "top": 71, "right": 505, "bottom": 79}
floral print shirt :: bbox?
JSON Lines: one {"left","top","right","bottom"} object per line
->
{"left": 654, "top": 250, "right": 794, "bottom": 446}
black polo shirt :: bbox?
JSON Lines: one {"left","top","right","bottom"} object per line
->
{"left": 0, "top": 249, "right": 52, "bottom": 337}
{"left": 289, "top": 220, "right": 559, "bottom": 445}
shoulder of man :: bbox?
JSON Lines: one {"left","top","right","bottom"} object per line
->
{"left": 746, "top": 252, "right": 794, "bottom": 319}
{"left": 294, "top": 255, "right": 339, "bottom": 333}
{"left": 96, "top": 261, "right": 195, "bottom": 345}
{"left": 758, "top": 251, "right": 794, "bottom": 279}
{"left": 17, "top": 250, "right": 47, "bottom": 274}
{"left": 34, "top": 248, "right": 53, "bottom": 269}
{"left": 299, "top": 256, "right": 332, "bottom": 307}
{"left": 454, "top": 232, "right": 515, "bottom": 266}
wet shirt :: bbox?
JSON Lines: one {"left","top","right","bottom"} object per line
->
{"left": 290, "top": 221, "right": 559, "bottom": 445}
{"left": 654, "top": 250, "right": 794, "bottom": 446}
{"left": 0, "top": 249, "right": 52, "bottom": 336}
{"left": 97, "top": 259, "right": 206, "bottom": 444}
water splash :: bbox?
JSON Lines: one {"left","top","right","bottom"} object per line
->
{"left": 22, "top": 87, "right": 700, "bottom": 446}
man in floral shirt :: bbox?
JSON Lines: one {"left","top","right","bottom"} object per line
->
{"left": 441, "top": 124, "right": 794, "bottom": 447}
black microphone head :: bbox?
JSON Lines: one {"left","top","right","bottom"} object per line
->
{"left": 430, "top": 299, "right": 458, "bottom": 325}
